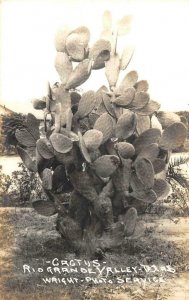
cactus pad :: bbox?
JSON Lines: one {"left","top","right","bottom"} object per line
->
{"left": 66, "top": 26, "right": 90, "bottom": 61}
{"left": 78, "top": 131, "right": 91, "bottom": 163}
{"left": 113, "top": 87, "right": 135, "bottom": 106}
{"left": 83, "top": 129, "right": 103, "bottom": 151}
{"left": 32, "top": 98, "right": 46, "bottom": 110}
{"left": 134, "top": 80, "right": 149, "bottom": 92}
{"left": 55, "top": 52, "right": 73, "bottom": 84}
{"left": 153, "top": 179, "right": 171, "bottom": 199}
{"left": 32, "top": 200, "right": 56, "bottom": 216}
{"left": 136, "top": 143, "right": 159, "bottom": 162}
{"left": 135, "top": 158, "right": 154, "bottom": 189}
{"left": 36, "top": 138, "right": 54, "bottom": 159}
{"left": 50, "top": 133, "right": 73, "bottom": 153}
{"left": 120, "top": 46, "right": 134, "bottom": 70}
{"left": 25, "top": 113, "right": 40, "bottom": 140}
{"left": 120, "top": 70, "right": 138, "bottom": 91}
{"left": 16, "top": 146, "right": 37, "bottom": 172}
{"left": 152, "top": 158, "right": 166, "bottom": 174}
{"left": 131, "top": 189, "right": 157, "bottom": 203}
{"left": 105, "top": 54, "right": 120, "bottom": 88}
{"left": 15, "top": 128, "right": 36, "bottom": 147}
{"left": 131, "top": 91, "right": 150, "bottom": 109}
{"left": 157, "top": 111, "right": 181, "bottom": 128}
{"left": 66, "top": 59, "right": 92, "bottom": 89}
{"left": 94, "top": 112, "right": 114, "bottom": 143}
{"left": 115, "top": 110, "right": 137, "bottom": 139}
{"left": 115, "top": 142, "right": 135, "bottom": 159}
{"left": 54, "top": 26, "right": 70, "bottom": 52}
{"left": 159, "top": 122, "right": 187, "bottom": 150}
{"left": 77, "top": 90, "right": 96, "bottom": 119}
{"left": 133, "top": 128, "right": 161, "bottom": 154}
{"left": 135, "top": 100, "right": 160, "bottom": 116}
{"left": 123, "top": 207, "right": 137, "bottom": 237}
{"left": 92, "top": 155, "right": 120, "bottom": 177}
{"left": 136, "top": 114, "right": 151, "bottom": 135}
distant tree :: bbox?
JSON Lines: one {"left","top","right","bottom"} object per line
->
{"left": 1, "top": 113, "right": 26, "bottom": 153}
{"left": 176, "top": 110, "right": 189, "bottom": 121}
{"left": 176, "top": 111, "right": 189, "bottom": 132}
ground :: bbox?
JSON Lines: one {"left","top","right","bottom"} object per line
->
{"left": 0, "top": 202, "right": 189, "bottom": 300}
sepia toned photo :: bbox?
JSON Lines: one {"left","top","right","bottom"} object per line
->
{"left": 0, "top": 0, "right": 189, "bottom": 299}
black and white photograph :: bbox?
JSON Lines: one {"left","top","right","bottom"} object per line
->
{"left": 0, "top": 0, "right": 189, "bottom": 299}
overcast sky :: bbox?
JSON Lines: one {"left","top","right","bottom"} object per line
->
{"left": 0, "top": 0, "right": 189, "bottom": 118}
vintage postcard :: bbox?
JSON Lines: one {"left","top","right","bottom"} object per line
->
{"left": 0, "top": 0, "right": 189, "bottom": 299}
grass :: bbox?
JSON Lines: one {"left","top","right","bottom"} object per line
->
{"left": 0, "top": 208, "right": 70, "bottom": 299}
{"left": 0, "top": 204, "right": 189, "bottom": 299}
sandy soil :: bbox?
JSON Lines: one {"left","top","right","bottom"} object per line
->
{"left": 0, "top": 207, "right": 189, "bottom": 300}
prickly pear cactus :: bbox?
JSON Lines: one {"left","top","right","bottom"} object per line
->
{"left": 15, "top": 11, "right": 187, "bottom": 255}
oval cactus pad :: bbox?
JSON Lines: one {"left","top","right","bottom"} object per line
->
{"left": 115, "top": 109, "right": 137, "bottom": 139}
{"left": 133, "top": 128, "right": 161, "bottom": 154}
{"left": 94, "top": 112, "right": 114, "bottom": 143}
{"left": 135, "top": 158, "right": 154, "bottom": 189}
{"left": 50, "top": 133, "right": 73, "bottom": 153}
{"left": 77, "top": 90, "right": 96, "bottom": 119}
{"left": 32, "top": 200, "right": 56, "bottom": 216}
{"left": 115, "top": 142, "right": 135, "bottom": 158}
{"left": 36, "top": 138, "right": 54, "bottom": 159}
{"left": 83, "top": 129, "right": 103, "bottom": 151}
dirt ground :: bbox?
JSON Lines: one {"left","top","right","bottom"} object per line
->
{"left": 0, "top": 205, "right": 189, "bottom": 300}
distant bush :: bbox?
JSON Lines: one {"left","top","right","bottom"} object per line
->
{"left": 0, "top": 163, "right": 44, "bottom": 207}
{"left": 0, "top": 166, "right": 12, "bottom": 202}
{"left": 1, "top": 113, "right": 26, "bottom": 154}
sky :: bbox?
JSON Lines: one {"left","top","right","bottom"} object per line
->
{"left": 0, "top": 0, "right": 189, "bottom": 119}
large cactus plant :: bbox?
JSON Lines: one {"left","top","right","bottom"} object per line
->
{"left": 15, "top": 11, "right": 187, "bottom": 254}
